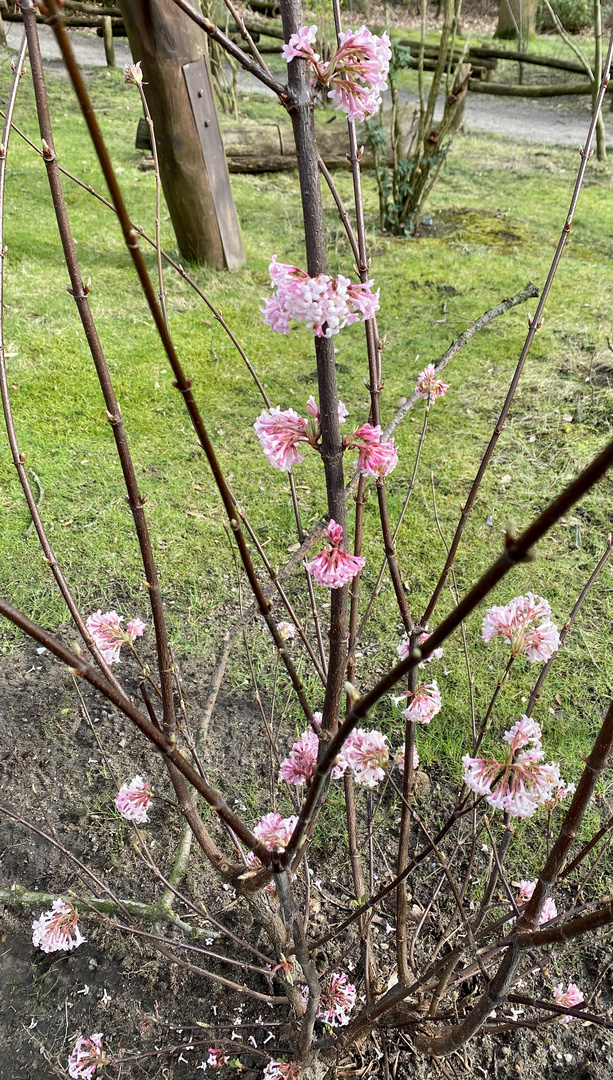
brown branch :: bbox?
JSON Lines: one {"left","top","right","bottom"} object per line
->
{"left": 0, "top": 597, "right": 272, "bottom": 863}
{"left": 526, "top": 535, "right": 613, "bottom": 716}
{"left": 422, "top": 45, "right": 611, "bottom": 626}
{"left": 42, "top": 0, "right": 315, "bottom": 728}
{"left": 168, "top": 0, "right": 286, "bottom": 97}
{"left": 283, "top": 420, "right": 613, "bottom": 868}
{"left": 0, "top": 38, "right": 125, "bottom": 697}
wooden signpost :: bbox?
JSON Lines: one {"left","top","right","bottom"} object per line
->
{"left": 119, "top": 0, "right": 245, "bottom": 269}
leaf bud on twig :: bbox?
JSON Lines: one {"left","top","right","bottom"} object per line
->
{"left": 345, "top": 681, "right": 360, "bottom": 702}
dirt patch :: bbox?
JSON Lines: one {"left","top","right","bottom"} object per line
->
{"left": 2, "top": 641, "right": 613, "bottom": 1078}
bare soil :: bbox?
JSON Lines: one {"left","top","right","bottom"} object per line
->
{"left": 2, "top": 640, "right": 613, "bottom": 1078}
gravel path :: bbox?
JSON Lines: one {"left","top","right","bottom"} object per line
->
{"left": 5, "top": 22, "right": 609, "bottom": 148}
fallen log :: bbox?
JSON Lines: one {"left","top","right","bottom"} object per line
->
{"left": 467, "top": 78, "right": 603, "bottom": 96}
{"left": 467, "top": 45, "right": 587, "bottom": 74}
{"left": 3, "top": 10, "right": 123, "bottom": 24}
{"left": 62, "top": 0, "right": 122, "bottom": 15}
{"left": 247, "top": 0, "right": 280, "bottom": 12}
{"left": 137, "top": 110, "right": 417, "bottom": 171}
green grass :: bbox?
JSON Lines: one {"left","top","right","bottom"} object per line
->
{"left": 1, "top": 57, "right": 613, "bottom": 875}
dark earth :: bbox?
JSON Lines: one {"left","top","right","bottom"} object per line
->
{"left": 1, "top": 640, "right": 613, "bottom": 1079}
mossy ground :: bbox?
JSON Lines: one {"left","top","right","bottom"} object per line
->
{"left": 1, "top": 51, "right": 613, "bottom": 879}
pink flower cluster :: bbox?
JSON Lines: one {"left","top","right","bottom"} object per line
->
{"left": 86, "top": 609, "right": 146, "bottom": 665}
{"left": 279, "top": 720, "right": 389, "bottom": 788}
{"left": 553, "top": 982, "right": 584, "bottom": 1022}
{"left": 463, "top": 716, "right": 572, "bottom": 819}
{"left": 263, "top": 1061, "right": 301, "bottom": 1079}
{"left": 207, "top": 1048, "right": 230, "bottom": 1068}
{"left": 394, "top": 744, "right": 419, "bottom": 772}
{"left": 123, "top": 61, "right": 143, "bottom": 84}
{"left": 397, "top": 630, "right": 444, "bottom": 666}
{"left": 305, "top": 520, "right": 365, "bottom": 589}
{"left": 115, "top": 776, "right": 152, "bottom": 823}
{"left": 343, "top": 728, "right": 389, "bottom": 787}
{"left": 516, "top": 879, "right": 558, "bottom": 924}
{"left": 302, "top": 971, "right": 356, "bottom": 1027}
{"left": 482, "top": 593, "right": 560, "bottom": 663}
{"left": 277, "top": 620, "right": 296, "bottom": 641}
{"left": 254, "top": 396, "right": 347, "bottom": 471}
{"left": 68, "top": 1034, "right": 103, "bottom": 1080}
{"left": 262, "top": 256, "right": 379, "bottom": 338}
{"left": 254, "top": 812, "right": 298, "bottom": 851}
{"left": 32, "top": 898, "right": 85, "bottom": 954}
{"left": 415, "top": 364, "right": 449, "bottom": 401}
{"left": 279, "top": 728, "right": 319, "bottom": 785}
{"left": 401, "top": 680, "right": 442, "bottom": 725}
{"left": 349, "top": 422, "right": 398, "bottom": 478}
{"left": 283, "top": 24, "right": 391, "bottom": 121}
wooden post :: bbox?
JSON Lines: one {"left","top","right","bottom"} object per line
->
{"left": 102, "top": 15, "right": 115, "bottom": 66}
{"left": 118, "top": 0, "right": 245, "bottom": 268}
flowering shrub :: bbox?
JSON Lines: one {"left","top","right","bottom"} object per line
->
{"left": 3, "top": 3, "right": 613, "bottom": 1079}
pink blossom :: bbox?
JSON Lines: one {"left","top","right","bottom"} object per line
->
{"left": 305, "top": 520, "right": 365, "bottom": 589}
{"left": 327, "top": 27, "right": 391, "bottom": 119}
{"left": 482, "top": 593, "right": 560, "bottom": 662}
{"left": 254, "top": 812, "right": 298, "bottom": 851}
{"left": 86, "top": 609, "right": 145, "bottom": 664}
{"left": 306, "top": 395, "right": 348, "bottom": 425}
{"left": 261, "top": 256, "right": 379, "bottom": 338}
{"left": 394, "top": 744, "right": 419, "bottom": 772}
{"left": 115, "top": 776, "right": 152, "bottom": 823}
{"left": 263, "top": 1061, "right": 301, "bottom": 1080}
{"left": 279, "top": 729, "right": 318, "bottom": 785}
{"left": 282, "top": 23, "right": 319, "bottom": 62}
{"left": 277, "top": 621, "right": 296, "bottom": 642}
{"left": 126, "top": 617, "right": 146, "bottom": 639}
{"left": 254, "top": 406, "right": 311, "bottom": 471}
{"left": 416, "top": 364, "right": 449, "bottom": 401}
{"left": 349, "top": 423, "right": 398, "bottom": 478}
{"left": 539, "top": 896, "right": 558, "bottom": 923}
{"left": 32, "top": 898, "right": 85, "bottom": 954}
{"left": 553, "top": 982, "right": 584, "bottom": 1022}
{"left": 124, "top": 61, "right": 143, "bottom": 84}
{"left": 514, "top": 881, "right": 557, "bottom": 924}
{"left": 303, "top": 971, "right": 356, "bottom": 1027}
{"left": 68, "top": 1034, "right": 103, "bottom": 1080}
{"left": 397, "top": 631, "right": 443, "bottom": 665}
{"left": 462, "top": 718, "right": 571, "bottom": 818}
{"left": 402, "top": 681, "right": 442, "bottom": 725}
{"left": 517, "top": 879, "right": 536, "bottom": 902}
{"left": 283, "top": 24, "right": 390, "bottom": 121}
{"left": 207, "top": 1047, "right": 230, "bottom": 1068}
{"left": 343, "top": 729, "right": 389, "bottom": 787}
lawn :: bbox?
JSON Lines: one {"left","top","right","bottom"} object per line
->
{"left": 1, "top": 52, "right": 613, "bottom": 872}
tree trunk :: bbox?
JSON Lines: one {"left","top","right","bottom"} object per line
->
{"left": 496, "top": 0, "right": 537, "bottom": 38}
{"left": 118, "top": 0, "right": 245, "bottom": 268}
